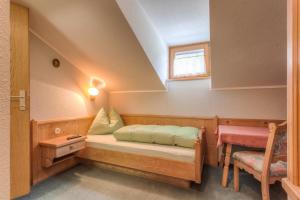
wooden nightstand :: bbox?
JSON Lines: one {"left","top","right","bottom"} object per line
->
{"left": 39, "top": 135, "right": 86, "bottom": 168}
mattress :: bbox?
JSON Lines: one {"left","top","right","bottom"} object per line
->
{"left": 86, "top": 134, "right": 195, "bottom": 163}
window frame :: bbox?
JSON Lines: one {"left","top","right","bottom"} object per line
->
{"left": 169, "top": 42, "right": 211, "bottom": 80}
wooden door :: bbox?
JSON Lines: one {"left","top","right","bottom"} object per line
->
{"left": 10, "top": 3, "right": 30, "bottom": 199}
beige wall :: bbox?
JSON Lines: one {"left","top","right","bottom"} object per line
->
{"left": 30, "top": 33, "right": 108, "bottom": 121}
{"left": 0, "top": 0, "right": 10, "bottom": 199}
{"left": 210, "top": 0, "right": 287, "bottom": 88}
{"left": 110, "top": 79, "right": 286, "bottom": 120}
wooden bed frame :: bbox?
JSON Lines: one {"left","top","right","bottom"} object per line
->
{"left": 31, "top": 114, "right": 218, "bottom": 186}
{"left": 77, "top": 128, "right": 206, "bottom": 184}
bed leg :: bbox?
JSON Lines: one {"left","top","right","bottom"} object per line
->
{"left": 195, "top": 129, "right": 205, "bottom": 184}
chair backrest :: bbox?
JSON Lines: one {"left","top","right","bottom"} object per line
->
{"left": 262, "top": 122, "right": 287, "bottom": 177}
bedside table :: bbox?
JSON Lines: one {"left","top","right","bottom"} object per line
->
{"left": 39, "top": 135, "right": 86, "bottom": 168}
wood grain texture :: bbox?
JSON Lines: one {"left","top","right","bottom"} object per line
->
{"left": 32, "top": 115, "right": 208, "bottom": 186}
{"left": 10, "top": 3, "right": 30, "bottom": 199}
{"left": 218, "top": 118, "right": 284, "bottom": 127}
{"left": 39, "top": 135, "right": 86, "bottom": 148}
{"left": 287, "top": 0, "right": 300, "bottom": 187}
{"left": 40, "top": 137, "right": 86, "bottom": 168}
{"left": 31, "top": 114, "right": 283, "bottom": 186}
{"left": 77, "top": 147, "right": 197, "bottom": 181}
{"left": 283, "top": 1, "right": 300, "bottom": 198}
{"left": 233, "top": 123, "right": 287, "bottom": 200}
{"left": 121, "top": 114, "right": 219, "bottom": 167}
{"left": 78, "top": 130, "right": 205, "bottom": 184}
{"left": 79, "top": 159, "right": 192, "bottom": 188}
{"left": 221, "top": 144, "right": 232, "bottom": 187}
{"left": 31, "top": 116, "right": 94, "bottom": 185}
{"left": 282, "top": 178, "right": 300, "bottom": 200}
{"left": 169, "top": 42, "right": 211, "bottom": 80}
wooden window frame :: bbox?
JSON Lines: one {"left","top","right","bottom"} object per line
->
{"left": 169, "top": 42, "right": 211, "bottom": 81}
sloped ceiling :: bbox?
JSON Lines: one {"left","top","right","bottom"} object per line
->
{"left": 13, "top": 0, "right": 165, "bottom": 92}
{"left": 116, "top": 0, "right": 168, "bottom": 88}
{"left": 138, "top": 0, "right": 210, "bottom": 46}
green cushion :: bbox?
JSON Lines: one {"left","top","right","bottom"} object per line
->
{"left": 113, "top": 125, "right": 199, "bottom": 148}
{"left": 152, "top": 126, "right": 178, "bottom": 145}
{"left": 131, "top": 125, "right": 156, "bottom": 143}
{"left": 88, "top": 108, "right": 110, "bottom": 135}
{"left": 88, "top": 108, "right": 124, "bottom": 135}
{"left": 112, "top": 125, "right": 135, "bottom": 141}
{"left": 109, "top": 108, "right": 124, "bottom": 132}
{"left": 174, "top": 127, "right": 199, "bottom": 148}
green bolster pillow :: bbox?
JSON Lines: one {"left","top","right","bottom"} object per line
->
{"left": 113, "top": 125, "right": 199, "bottom": 148}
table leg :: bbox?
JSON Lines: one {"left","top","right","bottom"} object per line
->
{"left": 221, "top": 144, "right": 232, "bottom": 187}
{"left": 219, "top": 145, "right": 226, "bottom": 167}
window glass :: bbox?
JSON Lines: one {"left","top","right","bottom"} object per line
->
{"left": 173, "top": 49, "right": 206, "bottom": 77}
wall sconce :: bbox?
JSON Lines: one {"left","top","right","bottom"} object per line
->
{"left": 88, "top": 87, "right": 100, "bottom": 97}
{"left": 88, "top": 77, "right": 105, "bottom": 100}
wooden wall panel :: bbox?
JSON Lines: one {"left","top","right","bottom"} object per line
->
{"left": 30, "top": 114, "right": 284, "bottom": 185}
{"left": 31, "top": 116, "right": 94, "bottom": 185}
{"left": 218, "top": 118, "right": 284, "bottom": 127}
{"left": 121, "top": 114, "right": 219, "bottom": 167}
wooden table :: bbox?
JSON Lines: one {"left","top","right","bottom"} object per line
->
{"left": 39, "top": 135, "right": 86, "bottom": 168}
{"left": 217, "top": 125, "right": 269, "bottom": 187}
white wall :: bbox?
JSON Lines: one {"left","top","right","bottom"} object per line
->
{"left": 0, "top": 0, "right": 10, "bottom": 199}
{"left": 30, "top": 33, "right": 108, "bottom": 121}
{"left": 110, "top": 79, "right": 286, "bottom": 120}
{"left": 116, "top": 0, "right": 168, "bottom": 86}
{"left": 138, "top": 0, "right": 210, "bottom": 46}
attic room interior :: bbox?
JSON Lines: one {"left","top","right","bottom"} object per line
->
{"left": 1, "top": 0, "right": 300, "bottom": 200}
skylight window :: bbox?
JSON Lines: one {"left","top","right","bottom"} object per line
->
{"left": 169, "top": 43, "right": 210, "bottom": 80}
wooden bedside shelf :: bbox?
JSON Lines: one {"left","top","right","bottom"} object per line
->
{"left": 39, "top": 135, "right": 86, "bottom": 168}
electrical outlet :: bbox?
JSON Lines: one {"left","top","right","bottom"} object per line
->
{"left": 54, "top": 128, "right": 62, "bottom": 135}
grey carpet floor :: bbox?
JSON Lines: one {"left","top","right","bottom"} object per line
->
{"left": 18, "top": 164, "right": 286, "bottom": 200}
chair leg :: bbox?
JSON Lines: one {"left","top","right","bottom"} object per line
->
{"left": 261, "top": 181, "right": 270, "bottom": 200}
{"left": 233, "top": 161, "right": 239, "bottom": 192}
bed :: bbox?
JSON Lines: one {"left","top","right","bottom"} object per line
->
{"left": 77, "top": 126, "right": 206, "bottom": 185}
{"left": 31, "top": 115, "right": 218, "bottom": 186}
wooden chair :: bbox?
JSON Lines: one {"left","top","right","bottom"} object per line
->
{"left": 233, "top": 122, "right": 287, "bottom": 200}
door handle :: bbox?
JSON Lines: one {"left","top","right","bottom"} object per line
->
{"left": 10, "top": 90, "right": 26, "bottom": 111}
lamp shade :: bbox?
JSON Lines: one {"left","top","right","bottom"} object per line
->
{"left": 88, "top": 87, "right": 100, "bottom": 96}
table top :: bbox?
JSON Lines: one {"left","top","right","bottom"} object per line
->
{"left": 217, "top": 125, "right": 269, "bottom": 148}
{"left": 39, "top": 135, "right": 86, "bottom": 148}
